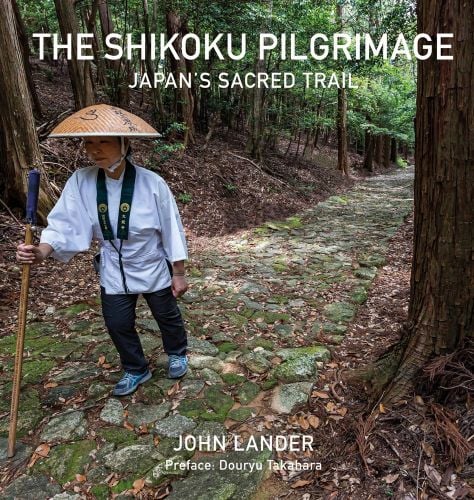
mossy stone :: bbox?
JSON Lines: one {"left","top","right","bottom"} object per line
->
{"left": 351, "top": 288, "right": 368, "bottom": 304}
{"left": 178, "top": 399, "right": 208, "bottom": 419}
{"left": 200, "top": 387, "right": 234, "bottom": 422}
{"left": 271, "top": 357, "right": 317, "bottom": 383}
{"left": 0, "top": 388, "right": 42, "bottom": 437}
{"left": 323, "top": 302, "right": 356, "bottom": 323}
{"left": 217, "top": 342, "right": 238, "bottom": 353}
{"left": 35, "top": 440, "right": 96, "bottom": 484}
{"left": 221, "top": 373, "right": 246, "bottom": 385}
{"left": 236, "top": 381, "right": 260, "bottom": 404}
{"left": 22, "top": 359, "right": 55, "bottom": 385}
{"left": 261, "top": 378, "right": 278, "bottom": 391}
{"left": 58, "top": 303, "right": 91, "bottom": 317}
{"left": 90, "top": 484, "right": 110, "bottom": 500}
{"left": 98, "top": 427, "right": 137, "bottom": 446}
{"left": 225, "top": 312, "right": 248, "bottom": 328}
{"left": 228, "top": 407, "right": 254, "bottom": 422}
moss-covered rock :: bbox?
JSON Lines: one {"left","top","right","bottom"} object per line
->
{"left": 35, "top": 440, "right": 96, "bottom": 484}
{"left": 98, "top": 427, "right": 137, "bottom": 446}
{"left": 178, "top": 399, "right": 208, "bottom": 419}
{"left": 261, "top": 378, "right": 278, "bottom": 391}
{"left": 240, "top": 353, "right": 271, "bottom": 374}
{"left": 228, "top": 407, "right": 254, "bottom": 422}
{"left": 275, "top": 346, "right": 331, "bottom": 362}
{"left": 22, "top": 359, "right": 55, "bottom": 385}
{"left": 323, "top": 302, "right": 356, "bottom": 323}
{"left": 350, "top": 288, "right": 368, "bottom": 304}
{"left": 0, "top": 388, "right": 42, "bottom": 437}
{"left": 236, "top": 381, "right": 260, "bottom": 404}
{"left": 221, "top": 373, "right": 246, "bottom": 385}
{"left": 200, "top": 387, "right": 234, "bottom": 422}
{"left": 57, "top": 303, "right": 91, "bottom": 317}
{"left": 90, "top": 484, "right": 110, "bottom": 500}
{"left": 217, "top": 341, "right": 238, "bottom": 353}
{"left": 271, "top": 356, "right": 317, "bottom": 383}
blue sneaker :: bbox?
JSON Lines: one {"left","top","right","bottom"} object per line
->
{"left": 168, "top": 355, "right": 188, "bottom": 378}
{"left": 112, "top": 370, "right": 152, "bottom": 396}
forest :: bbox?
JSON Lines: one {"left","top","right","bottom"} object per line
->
{"left": 0, "top": 0, "right": 472, "bottom": 499}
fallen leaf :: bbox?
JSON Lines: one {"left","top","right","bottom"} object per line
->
{"left": 33, "top": 443, "right": 50, "bottom": 458}
{"left": 325, "top": 402, "right": 337, "bottom": 413}
{"left": 424, "top": 464, "right": 442, "bottom": 486}
{"left": 379, "top": 403, "right": 386, "bottom": 413}
{"left": 124, "top": 421, "right": 134, "bottom": 431}
{"left": 336, "top": 407, "right": 348, "bottom": 417}
{"left": 98, "top": 355, "right": 106, "bottom": 365}
{"left": 168, "top": 382, "right": 180, "bottom": 396}
{"left": 44, "top": 382, "right": 58, "bottom": 389}
{"left": 27, "top": 443, "right": 51, "bottom": 468}
{"left": 422, "top": 441, "right": 435, "bottom": 460}
{"left": 414, "top": 395, "right": 425, "bottom": 406}
{"left": 382, "top": 473, "right": 399, "bottom": 484}
{"left": 298, "top": 416, "right": 310, "bottom": 430}
{"left": 312, "top": 391, "right": 330, "bottom": 399}
{"left": 132, "top": 478, "right": 145, "bottom": 493}
{"left": 308, "top": 415, "right": 320, "bottom": 429}
{"left": 290, "top": 479, "right": 312, "bottom": 488}
{"left": 75, "top": 474, "right": 86, "bottom": 482}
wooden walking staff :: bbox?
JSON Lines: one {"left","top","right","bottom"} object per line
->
{"left": 7, "top": 169, "right": 41, "bottom": 458}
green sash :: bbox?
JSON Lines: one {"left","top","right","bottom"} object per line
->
{"left": 96, "top": 161, "right": 136, "bottom": 293}
{"left": 96, "top": 160, "right": 136, "bottom": 241}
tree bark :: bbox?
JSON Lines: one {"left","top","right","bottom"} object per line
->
{"left": 363, "top": 131, "right": 374, "bottom": 172}
{"left": 166, "top": 10, "right": 195, "bottom": 146}
{"left": 0, "top": 0, "right": 53, "bottom": 222}
{"left": 11, "top": 0, "right": 42, "bottom": 118}
{"left": 143, "top": 0, "right": 165, "bottom": 126}
{"left": 379, "top": 0, "right": 474, "bottom": 405}
{"left": 245, "top": 56, "right": 267, "bottom": 162}
{"left": 336, "top": 4, "right": 348, "bottom": 176}
{"left": 383, "top": 135, "right": 391, "bottom": 168}
{"left": 390, "top": 138, "right": 397, "bottom": 163}
{"left": 54, "top": 0, "right": 95, "bottom": 109}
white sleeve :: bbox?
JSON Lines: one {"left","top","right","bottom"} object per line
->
{"left": 156, "top": 181, "right": 188, "bottom": 262}
{"left": 40, "top": 173, "right": 93, "bottom": 263}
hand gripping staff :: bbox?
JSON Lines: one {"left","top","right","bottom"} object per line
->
{"left": 7, "top": 169, "right": 40, "bottom": 458}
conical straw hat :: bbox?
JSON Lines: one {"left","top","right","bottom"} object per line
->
{"left": 49, "top": 104, "right": 161, "bottom": 137}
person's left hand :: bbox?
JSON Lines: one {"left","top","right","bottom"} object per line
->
{"left": 172, "top": 275, "right": 188, "bottom": 298}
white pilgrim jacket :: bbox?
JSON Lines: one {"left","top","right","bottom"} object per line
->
{"left": 40, "top": 163, "right": 188, "bottom": 294}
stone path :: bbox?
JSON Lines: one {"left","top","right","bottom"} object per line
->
{"left": 0, "top": 168, "right": 413, "bottom": 499}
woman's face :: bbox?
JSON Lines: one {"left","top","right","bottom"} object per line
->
{"left": 83, "top": 136, "right": 122, "bottom": 169}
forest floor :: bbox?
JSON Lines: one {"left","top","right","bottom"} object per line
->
{"left": 0, "top": 61, "right": 472, "bottom": 499}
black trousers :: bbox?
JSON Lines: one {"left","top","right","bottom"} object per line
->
{"left": 101, "top": 286, "right": 187, "bottom": 375}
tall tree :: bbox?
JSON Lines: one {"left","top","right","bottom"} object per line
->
{"left": 372, "top": 0, "right": 474, "bottom": 404}
{"left": 11, "top": 0, "right": 42, "bottom": 118}
{"left": 336, "top": 2, "right": 348, "bottom": 176}
{"left": 54, "top": 0, "right": 95, "bottom": 109}
{"left": 0, "top": 0, "right": 53, "bottom": 221}
{"left": 166, "top": 9, "right": 196, "bottom": 146}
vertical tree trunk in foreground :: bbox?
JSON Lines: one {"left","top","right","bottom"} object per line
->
{"left": 166, "top": 10, "right": 195, "bottom": 147}
{"left": 54, "top": 0, "right": 95, "bottom": 109}
{"left": 363, "top": 131, "right": 374, "bottom": 172}
{"left": 0, "top": 0, "right": 53, "bottom": 222}
{"left": 336, "top": 4, "right": 348, "bottom": 176}
{"left": 379, "top": 0, "right": 474, "bottom": 405}
{"left": 12, "top": 0, "right": 42, "bottom": 118}
{"left": 245, "top": 55, "right": 267, "bottom": 162}
{"left": 390, "top": 138, "right": 397, "bottom": 163}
